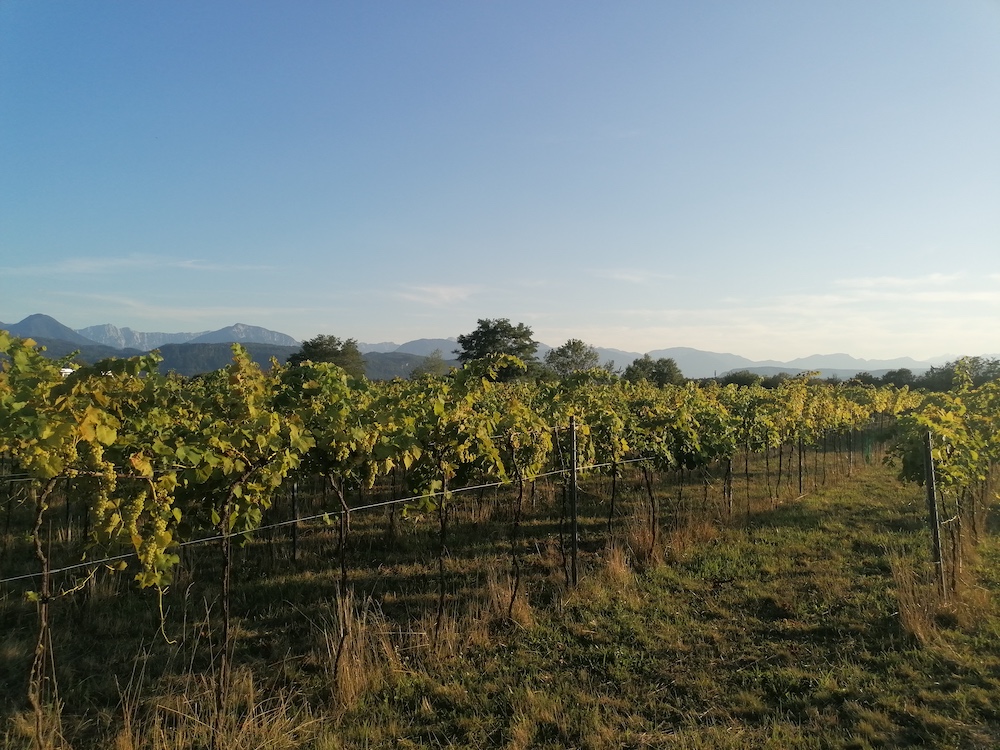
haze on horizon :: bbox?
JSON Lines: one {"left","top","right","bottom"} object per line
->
{"left": 1, "top": 2, "right": 998, "bottom": 363}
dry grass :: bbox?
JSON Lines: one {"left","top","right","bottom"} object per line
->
{"left": 415, "top": 606, "right": 463, "bottom": 661}
{"left": 482, "top": 564, "right": 534, "bottom": 629}
{"left": 888, "top": 550, "right": 939, "bottom": 646}
{"left": 396, "top": 567, "right": 536, "bottom": 667}
{"left": 889, "top": 539, "right": 994, "bottom": 646}
{"left": 535, "top": 537, "right": 572, "bottom": 592}
{"left": 665, "top": 518, "right": 720, "bottom": 563}
{"left": 310, "top": 590, "right": 400, "bottom": 712}
{"left": 5, "top": 704, "right": 68, "bottom": 750}
{"left": 624, "top": 516, "right": 664, "bottom": 568}
{"left": 112, "top": 668, "right": 317, "bottom": 750}
{"left": 599, "top": 540, "right": 633, "bottom": 588}
{"left": 505, "top": 688, "right": 562, "bottom": 750}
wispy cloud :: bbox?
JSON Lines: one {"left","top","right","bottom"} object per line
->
{"left": 595, "top": 268, "right": 674, "bottom": 285}
{"left": 394, "top": 284, "right": 480, "bottom": 306}
{"left": 57, "top": 291, "right": 312, "bottom": 323}
{"left": 172, "top": 259, "right": 272, "bottom": 272}
{"left": 826, "top": 272, "right": 1000, "bottom": 305}
{"left": 853, "top": 289, "right": 1000, "bottom": 304}
{"left": 541, "top": 269, "right": 1000, "bottom": 360}
{"left": 1, "top": 254, "right": 271, "bottom": 276}
{"left": 2, "top": 256, "right": 156, "bottom": 276}
{"left": 833, "top": 272, "right": 962, "bottom": 289}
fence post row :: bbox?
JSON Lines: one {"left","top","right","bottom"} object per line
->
{"left": 0, "top": 421, "right": 896, "bottom": 588}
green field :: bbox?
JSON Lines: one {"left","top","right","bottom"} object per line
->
{"left": 3, "top": 455, "right": 1000, "bottom": 749}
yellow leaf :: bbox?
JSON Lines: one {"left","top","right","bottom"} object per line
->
{"left": 95, "top": 422, "right": 117, "bottom": 445}
{"left": 130, "top": 454, "right": 153, "bottom": 478}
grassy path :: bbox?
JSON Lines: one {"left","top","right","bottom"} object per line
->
{"left": 5, "top": 463, "right": 1000, "bottom": 749}
{"left": 333, "top": 466, "right": 1000, "bottom": 749}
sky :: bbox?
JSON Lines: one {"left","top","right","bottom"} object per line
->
{"left": 1, "top": 1, "right": 999, "bottom": 361}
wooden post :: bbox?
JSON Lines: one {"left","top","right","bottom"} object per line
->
{"left": 291, "top": 480, "right": 299, "bottom": 562}
{"left": 797, "top": 435, "right": 804, "bottom": 495}
{"left": 434, "top": 470, "right": 449, "bottom": 646}
{"left": 607, "top": 460, "right": 618, "bottom": 536}
{"left": 923, "top": 431, "right": 946, "bottom": 599}
{"left": 725, "top": 457, "right": 733, "bottom": 518}
{"left": 570, "top": 416, "right": 579, "bottom": 587}
{"left": 848, "top": 428, "right": 854, "bottom": 477}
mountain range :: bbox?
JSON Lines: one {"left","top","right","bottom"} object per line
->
{"left": 76, "top": 321, "right": 299, "bottom": 349}
{"left": 0, "top": 313, "right": 964, "bottom": 380}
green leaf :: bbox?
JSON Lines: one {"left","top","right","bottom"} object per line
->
{"left": 95, "top": 423, "right": 117, "bottom": 446}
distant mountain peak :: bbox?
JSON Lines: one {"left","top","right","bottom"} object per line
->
{"left": 5, "top": 314, "right": 94, "bottom": 346}
{"left": 785, "top": 353, "right": 930, "bottom": 371}
{"left": 189, "top": 324, "right": 299, "bottom": 347}
{"left": 77, "top": 323, "right": 206, "bottom": 350}
{"left": 395, "top": 338, "right": 462, "bottom": 356}
{"left": 357, "top": 341, "right": 400, "bottom": 354}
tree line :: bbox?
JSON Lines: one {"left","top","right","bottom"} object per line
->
{"left": 293, "top": 317, "right": 685, "bottom": 385}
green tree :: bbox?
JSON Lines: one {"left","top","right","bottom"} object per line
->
{"left": 455, "top": 319, "right": 538, "bottom": 369}
{"left": 880, "top": 368, "right": 915, "bottom": 388}
{"left": 720, "top": 369, "right": 763, "bottom": 387}
{"left": 850, "top": 371, "right": 879, "bottom": 386}
{"left": 288, "top": 334, "right": 366, "bottom": 379}
{"left": 411, "top": 349, "right": 452, "bottom": 378}
{"left": 544, "top": 338, "right": 600, "bottom": 378}
{"left": 915, "top": 357, "right": 1000, "bottom": 391}
{"left": 622, "top": 355, "right": 685, "bottom": 387}
{"left": 761, "top": 372, "right": 791, "bottom": 389}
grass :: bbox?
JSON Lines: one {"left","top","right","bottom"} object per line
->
{"left": 3, "top": 444, "right": 1000, "bottom": 748}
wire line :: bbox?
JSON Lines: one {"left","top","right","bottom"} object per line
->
{"left": 0, "top": 454, "right": 660, "bottom": 585}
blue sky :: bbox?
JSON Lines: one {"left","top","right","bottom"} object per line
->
{"left": 2, "top": 1, "right": 998, "bottom": 360}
